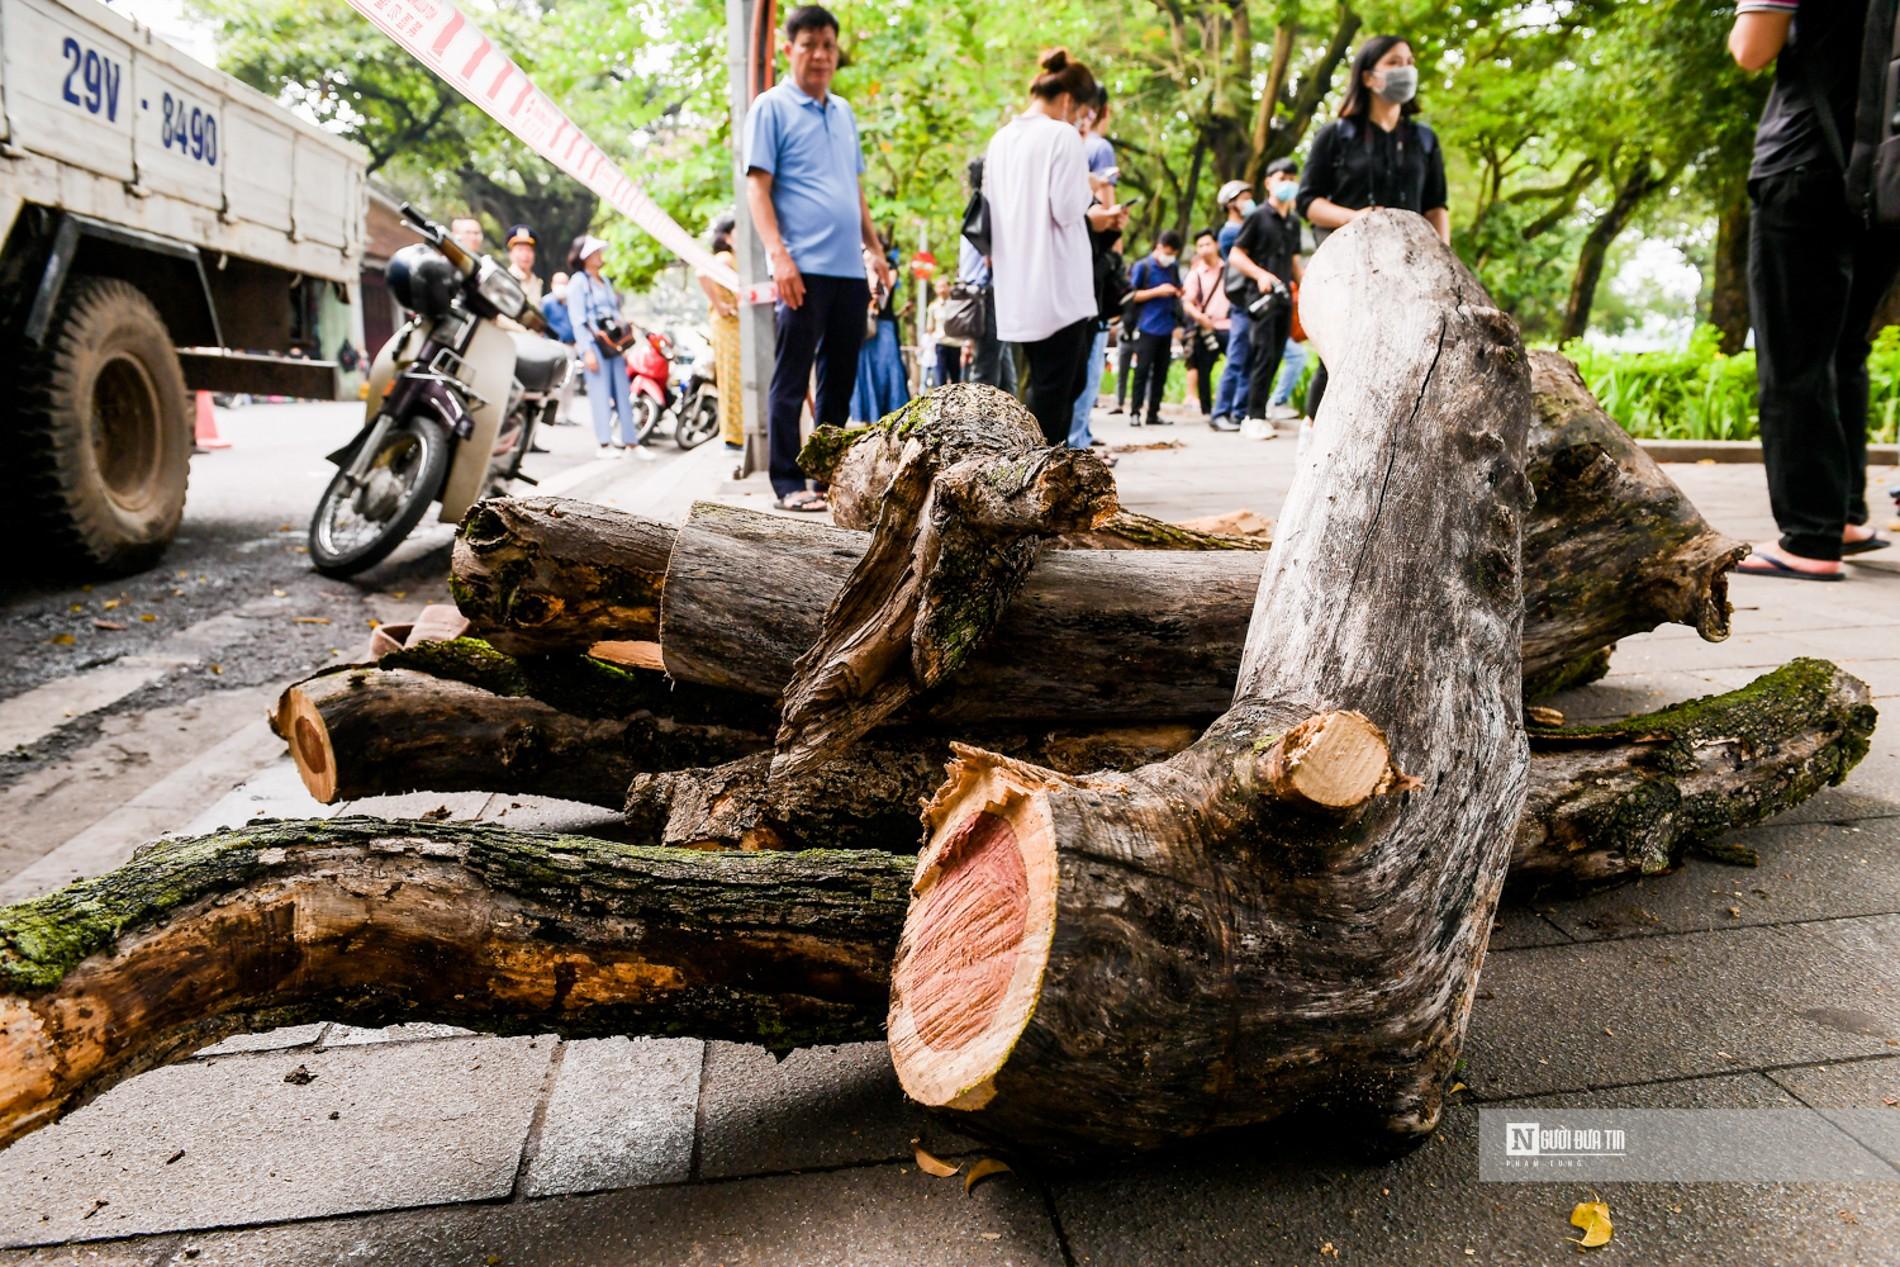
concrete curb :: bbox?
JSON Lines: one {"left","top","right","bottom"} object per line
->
{"left": 1641, "top": 439, "right": 1900, "bottom": 465}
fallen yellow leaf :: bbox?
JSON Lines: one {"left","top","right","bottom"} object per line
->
{"left": 101, "top": 598, "right": 121, "bottom": 610}
{"left": 294, "top": 616, "right": 332, "bottom": 625}
{"left": 1569, "top": 1197, "right": 1612, "bottom": 1249}
{"left": 50, "top": 633, "right": 75, "bottom": 646}
{"left": 912, "top": 1140, "right": 959, "bottom": 1178}
{"left": 139, "top": 613, "right": 157, "bottom": 623}
{"left": 964, "top": 1157, "right": 1011, "bottom": 1194}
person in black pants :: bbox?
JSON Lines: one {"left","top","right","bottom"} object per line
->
{"left": 1729, "top": 0, "right": 1900, "bottom": 579}
{"left": 1296, "top": 34, "right": 1449, "bottom": 422}
{"left": 1226, "top": 174, "right": 1303, "bottom": 425}
{"left": 1125, "top": 230, "right": 1184, "bottom": 426}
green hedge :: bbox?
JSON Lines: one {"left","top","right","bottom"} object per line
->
{"left": 1560, "top": 324, "right": 1900, "bottom": 445}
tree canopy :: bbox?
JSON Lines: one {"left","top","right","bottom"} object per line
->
{"left": 188, "top": 0, "right": 1769, "bottom": 342}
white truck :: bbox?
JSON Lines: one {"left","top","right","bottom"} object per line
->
{"left": 0, "top": 0, "right": 368, "bottom": 574}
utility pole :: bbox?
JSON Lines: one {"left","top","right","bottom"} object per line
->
{"left": 726, "top": 0, "right": 774, "bottom": 478}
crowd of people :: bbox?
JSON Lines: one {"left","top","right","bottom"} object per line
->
{"left": 445, "top": 1, "right": 1898, "bottom": 589}
{"left": 728, "top": 7, "right": 1457, "bottom": 510}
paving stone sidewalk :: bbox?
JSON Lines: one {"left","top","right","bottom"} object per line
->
{"left": 3, "top": 411, "right": 1898, "bottom": 1266}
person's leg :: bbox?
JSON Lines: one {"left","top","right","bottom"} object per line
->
{"left": 1114, "top": 336, "right": 1136, "bottom": 411}
{"left": 1834, "top": 226, "right": 1900, "bottom": 532}
{"left": 1126, "top": 335, "right": 1152, "bottom": 422}
{"left": 1271, "top": 337, "right": 1308, "bottom": 409}
{"left": 1068, "top": 325, "right": 1107, "bottom": 448}
{"left": 1749, "top": 172, "right": 1857, "bottom": 564}
{"left": 1213, "top": 308, "right": 1251, "bottom": 420}
{"left": 607, "top": 356, "right": 636, "bottom": 445}
{"left": 814, "top": 275, "right": 871, "bottom": 431}
{"left": 768, "top": 285, "right": 825, "bottom": 499}
{"left": 1023, "top": 320, "right": 1091, "bottom": 445}
{"left": 1307, "top": 361, "right": 1329, "bottom": 420}
{"left": 583, "top": 359, "right": 613, "bottom": 446}
{"left": 937, "top": 343, "right": 960, "bottom": 386}
{"left": 1188, "top": 335, "right": 1213, "bottom": 415}
{"left": 1244, "top": 306, "right": 1289, "bottom": 420}
{"left": 1137, "top": 331, "right": 1172, "bottom": 424}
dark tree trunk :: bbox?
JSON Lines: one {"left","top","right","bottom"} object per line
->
{"left": 1559, "top": 155, "right": 1668, "bottom": 343}
{"left": 1709, "top": 178, "right": 1752, "bottom": 355}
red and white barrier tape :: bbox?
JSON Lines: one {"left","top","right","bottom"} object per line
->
{"left": 345, "top": 0, "right": 774, "bottom": 304}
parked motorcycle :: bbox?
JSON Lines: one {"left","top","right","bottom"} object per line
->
{"left": 308, "top": 203, "right": 569, "bottom": 577}
{"left": 627, "top": 329, "right": 720, "bottom": 450}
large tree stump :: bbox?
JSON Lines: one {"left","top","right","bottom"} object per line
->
{"left": 884, "top": 211, "right": 1533, "bottom": 1156}
{"left": 0, "top": 818, "right": 910, "bottom": 1149}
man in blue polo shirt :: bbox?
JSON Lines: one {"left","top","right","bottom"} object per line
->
{"left": 744, "top": 4, "right": 893, "bottom": 512}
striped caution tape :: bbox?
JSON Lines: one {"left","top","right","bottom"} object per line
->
{"left": 345, "top": 0, "right": 774, "bottom": 304}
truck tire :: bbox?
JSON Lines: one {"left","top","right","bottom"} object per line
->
{"left": 17, "top": 277, "right": 192, "bottom": 576}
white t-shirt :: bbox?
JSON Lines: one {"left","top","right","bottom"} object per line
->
{"left": 984, "top": 111, "right": 1095, "bottom": 343}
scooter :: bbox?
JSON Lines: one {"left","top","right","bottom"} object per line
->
{"left": 308, "top": 203, "right": 570, "bottom": 577}
{"left": 627, "top": 329, "right": 720, "bottom": 450}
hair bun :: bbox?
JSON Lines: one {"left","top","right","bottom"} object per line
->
{"left": 1040, "top": 47, "right": 1070, "bottom": 72}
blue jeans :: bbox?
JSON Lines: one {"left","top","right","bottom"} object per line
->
{"left": 583, "top": 352, "right": 635, "bottom": 445}
{"left": 1068, "top": 326, "right": 1107, "bottom": 448}
{"left": 1213, "top": 307, "right": 1252, "bottom": 419}
{"left": 1272, "top": 338, "right": 1308, "bottom": 407}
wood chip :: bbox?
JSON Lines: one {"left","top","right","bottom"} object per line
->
{"left": 964, "top": 1156, "right": 1011, "bottom": 1193}
{"left": 911, "top": 1139, "right": 959, "bottom": 1178}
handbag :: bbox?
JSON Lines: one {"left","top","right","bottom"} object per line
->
{"left": 941, "top": 283, "right": 986, "bottom": 341}
{"left": 959, "top": 188, "right": 992, "bottom": 257}
{"left": 593, "top": 315, "right": 636, "bottom": 357}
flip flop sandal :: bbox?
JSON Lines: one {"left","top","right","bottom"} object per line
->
{"left": 776, "top": 491, "right": 828, "bottom": 513}
{"left": 1842, "top": 535, "right": 1891, "bottom": 556}
{"left": 1733, "top": 553, "right": 1845, "bottom": 582}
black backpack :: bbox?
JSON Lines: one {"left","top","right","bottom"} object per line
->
{"left": 1809, "top": 0, "right": 1900, "bottom": 224}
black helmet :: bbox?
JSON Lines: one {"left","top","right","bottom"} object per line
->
{"left": 386, "top": 244, "right": 460, "bottom": 318}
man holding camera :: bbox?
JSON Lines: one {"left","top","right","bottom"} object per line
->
{"left": 1225, "top": 161, "right": 1304, "bottom": 432}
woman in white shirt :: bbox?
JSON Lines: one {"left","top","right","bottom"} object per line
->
{"left": 984, "top": 49, "right": 1128, "bottom": 443}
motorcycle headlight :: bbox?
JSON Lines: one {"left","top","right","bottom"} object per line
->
{"left": 475, "top": 261, "right": 527, "bottom": 318}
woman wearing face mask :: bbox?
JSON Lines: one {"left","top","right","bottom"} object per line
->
{"left": 1296, "top": 35, "right": 1449, "bottom": 421}
{"left": 984, "top": 48, "right": 1130, "bottom": 443}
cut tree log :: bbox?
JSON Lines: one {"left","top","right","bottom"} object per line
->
{"left": 885, "top": 210, "right": 1534, "bottom": 1157}
{"left": 0, "top": 817, "right": 911, "bottom": 1149}
{"left": 7, "top": 662, "right": 1873, "bottom": 1150}
{"left": 273, "top": 639, "right": 1871, "bottom": 890}
{"left": 658, "top": 500, "right": 1256, "bottom": 725}
{"left": 771, "top": 384, "right": 1119, "bottom": 779}
{"left": 1522, "top": 349, "right": 1749, "bottom": 671}
{"left": 450, "top": 496, "right": 674, "bottom": 655}
{"left": 1515, "top": 656, "right": 1877, "bottom": 889}
{"left": 462, "top": 367, "right": 1741, "bottom": 702}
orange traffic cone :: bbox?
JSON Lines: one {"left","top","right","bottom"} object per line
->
{"left": 193, "top": 391, "right": 231, "bottom": 450}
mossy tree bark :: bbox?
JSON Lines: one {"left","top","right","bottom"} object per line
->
{"left": 886, "top": 212, "right": 1535, "bottom": 1158}
{"left": 0, "top": 818, "right": 911, "bottom": 1150}
{"left": 1515, "top": 657, "right": 1877, "bottom": 889}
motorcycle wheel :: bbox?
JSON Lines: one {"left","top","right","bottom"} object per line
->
{"left": 307, "top": 414, "right": 450, "bottom": 578}
{"left": 629, "top": 396, "right": 661, "bottom": 446}
{"left": 675, "top": 395, "right": 720, "bottom": 450}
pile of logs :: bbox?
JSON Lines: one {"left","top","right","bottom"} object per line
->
{"left": 0, "top": 213, "right": 1875, "bottom": 1162}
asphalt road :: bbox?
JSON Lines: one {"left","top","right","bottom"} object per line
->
{"left": 0, "top": 395, "right": 654, "bottom": 883}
